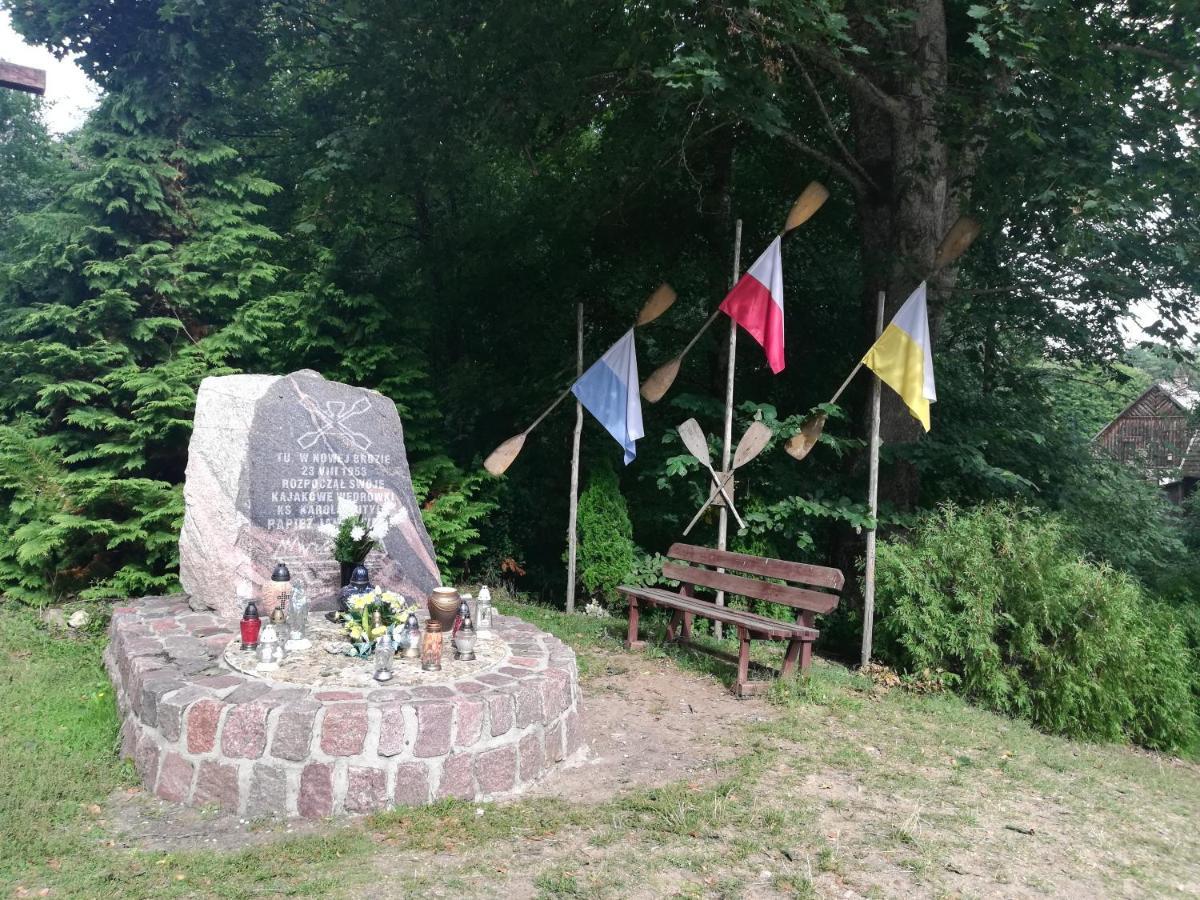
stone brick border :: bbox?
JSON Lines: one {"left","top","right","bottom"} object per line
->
{"left": 107, "top": 595, "right": 586, "bottom": 818}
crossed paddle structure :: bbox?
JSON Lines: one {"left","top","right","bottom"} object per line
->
{"left": 676, "top": 418, "right": 773, "bottom": 536}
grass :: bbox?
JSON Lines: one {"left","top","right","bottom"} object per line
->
{"left": 2, "top": 597, "right": 1199, "bottom": 898}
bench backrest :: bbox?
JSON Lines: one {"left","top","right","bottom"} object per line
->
{"left": 662, "top": 543, "right": 843, "bottom": 615}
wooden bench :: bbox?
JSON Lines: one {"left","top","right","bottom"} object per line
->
{"left": 617, "top": 543, "right": 844, "bottom": 697}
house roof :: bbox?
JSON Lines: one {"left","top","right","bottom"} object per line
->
{"left": 1160, "top": 380, "right": 1199, "bottom": 413}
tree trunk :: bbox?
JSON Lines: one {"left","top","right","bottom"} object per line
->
{"left": 847, "top": 0, "right": 963, "bottom": 511}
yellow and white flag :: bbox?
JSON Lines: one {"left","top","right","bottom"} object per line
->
{"left": 861, "top": 282, "right": 936, "bottom": 431}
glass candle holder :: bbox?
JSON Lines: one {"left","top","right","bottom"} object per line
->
{"left": 400, "top": 613, "right": 421, "bottom": 659}
{"left": 256, "top": 622, "right": 281, "bottom": 671}
{"left": 374, "top": 632, "right": 396, "bottom": 682}
{"left": 421, "top": 621, "right": 444, "bottom": 671}
{"left": 269, "top": 606, "right": 287, "bottom": 659}
{"left": 285, "top": 582, "right": 311, "bottom": 651}
{"left": 453, "top": 612, "right": 477, "bottom": 661}
{"left": 271, "top": 562, "right": 292, "bottom": 612}
{"left": 476, "top": 585, "right": 493, "bottom": 635}
{"left": 240, "top": 600, "right": 261, "bottom": 650}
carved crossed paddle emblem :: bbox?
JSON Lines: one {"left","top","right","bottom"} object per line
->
{"left": 297, "top": 397, "right": 373, "bottom": 451}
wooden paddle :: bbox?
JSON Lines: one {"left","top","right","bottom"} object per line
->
{"left": 677, "top": 418, "right": 745, "bottom": 530}
{"left": 484, "top": 283, "right": 676, "bottom": 476}
{"left": 785, "top": 215, "right": 982, "bottom": 461}
{"left": 683, "top": 420, "right": 772, "bottom": 533}
{"left": 641, "top": 182, "right": 829, "bottom": 404}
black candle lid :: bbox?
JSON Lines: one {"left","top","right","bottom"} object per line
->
{"left": 242, "top": 600, "right": 259, "bottom": 619}
{"left": 271, "top": 563, "right": 291, "bottom": 582}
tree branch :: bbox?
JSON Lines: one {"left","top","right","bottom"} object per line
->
{"left": 778, "top": 131, "right": 867, "bottom": 197}
{"left": 1106, "top": 43, "right": 1197, "bottom": 72}
{"left": 793, "top": 57, "right": 881, "bottom": 194}
{"left": 794, "top": 44, "right": 906, "bottom": 120}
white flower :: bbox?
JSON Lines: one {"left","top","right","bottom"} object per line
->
{"left": 336, "top": 497, "right": 360, "bottom": 520}
{"left": 369, "top": 515, "right": 390, "bottom": 542}
{"left": 379, "top": 499, "right": 396, "bottom": 517}
{"left": 389, "top": 508, "right": 408, "bottom": 526}
{"left": 350, "top": 525, "right": 366, "bottom": 542}
{"left": 316, "top": 522, "right": 339, "bottom": 538}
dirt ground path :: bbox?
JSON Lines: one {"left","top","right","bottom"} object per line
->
{"left": 102, "top": 646, "right": 1200, "bottom": 899}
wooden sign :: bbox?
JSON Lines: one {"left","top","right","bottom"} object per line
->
{"left": 0, "top": 61, "right": 47, "bottom": 96}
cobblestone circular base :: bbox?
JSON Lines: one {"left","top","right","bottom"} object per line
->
{"left": 106, "top": 595, "right": 586, "bottom": 818}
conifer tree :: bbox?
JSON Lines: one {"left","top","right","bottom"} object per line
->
{"left": 0, "top": 0, "right": 283, "bottom": 600}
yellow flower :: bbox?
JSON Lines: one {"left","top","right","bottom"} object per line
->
{"left": 349, "top": 625, "right": 364, "bottom": 641}
{"left": 350, "top": 594, "right": 368, "bottom": 611}
{"left": 370, "top": 625, "right": 387, "bottom": 638}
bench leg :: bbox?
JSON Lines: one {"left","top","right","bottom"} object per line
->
{"left": 781, "top": 639, "right": 803, "bottom": 679}
{"left": 798, "top": 611, "right": 816, "bottom": 673}
{"left": 682, "top": 612, "right": 693, "bottom": 643}
{"left": 665, "top": 609, "right": 683, "bottom": 642}
{"left": 624, "top": 596, "right": 646, "bottom": 650}
{"left": 734, "top": 626, "right": 751, "bottom": 697}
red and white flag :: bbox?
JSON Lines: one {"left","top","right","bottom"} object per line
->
{"left": 719, "top": 236, "right": 785, "bottom": 373}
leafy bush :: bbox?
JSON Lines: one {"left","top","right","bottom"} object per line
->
{"left": 574, "top": 462, "right": 636, "bottom": 604}
{"left": 874, "top": 502, "right": 1197, "bottom": 752}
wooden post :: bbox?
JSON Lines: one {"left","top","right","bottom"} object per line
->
{"left": 565, "top": 302, "right": 584, "bottom": 613}
{"left": 860, "top": 290, "right": 886, "bottom": 668}
{"left": 714, "top": 219, "right": 743, "bottom": 640}
{"left": 0, "top": 61, "right": 46, "bottom": 96}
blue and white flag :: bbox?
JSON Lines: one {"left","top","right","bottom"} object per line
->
{"left": 571, "top": 328, "right": 644, "bottom": 464}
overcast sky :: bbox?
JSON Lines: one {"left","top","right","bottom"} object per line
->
{"left": 1, "top": 11, "right": 99, "bottom": 133}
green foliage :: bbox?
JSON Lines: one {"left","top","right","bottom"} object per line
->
{"left": 414, "top": 460, "right": 498, "bottom": 579}
{"left": 874, "top": 503, "right": 1198, "bottom": 752}
{"left": 332, "top": 515, "right": 374, "bottom": 565}
{"left": 574, "top": 462, "right": 637, "bottom": 604}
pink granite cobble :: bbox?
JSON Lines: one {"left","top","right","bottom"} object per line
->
{"left": 108, "top": 596, "right": 585, "bottom": 818}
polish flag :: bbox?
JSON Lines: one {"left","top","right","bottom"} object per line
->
{"left": 719, "top": 236, "right": 785, "bottom": 373}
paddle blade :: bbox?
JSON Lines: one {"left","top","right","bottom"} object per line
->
{"left": 635, "top": 283, "right": 677, "bottom": 326}
{"left": 483, "top": 433, "right": 526, "bottom": 476}
{"left": 784, "top": 413, "right": 827, "bottom": 461}
{"left": 641, "top": 356, "right": 681, "bottom": 403}
{"left": 933, "top": 215, "right": 981, "bottom": 270}
{"left": 676, "top": 418, "right": 713, "bottom": 466}
{"left": 783, "top": 181, "right": 830, "bottom": 233}
{"left": 732, "top": 421, "right": 773, "bottom": 468}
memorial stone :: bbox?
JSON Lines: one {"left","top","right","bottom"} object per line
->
{"left": 179, "top": 370, "right": 440, "bottom": 617}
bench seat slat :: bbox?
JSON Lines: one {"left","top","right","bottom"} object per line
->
{"left": 668, "top": 542, "right": 844, "bottom": 590}
{"left": 618, "top": 586, "right": 818, "bottom": 640}
{"left": 660, "top": 563, "right": 839, "bottom": 614}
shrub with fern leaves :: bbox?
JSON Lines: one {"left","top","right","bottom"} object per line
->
{"left": 874, "top": 502, "right": 1198, "bottom": 753}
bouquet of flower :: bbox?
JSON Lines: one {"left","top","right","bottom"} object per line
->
{"left": 338, "top": 588, "right": 418, "bottom": 656}
{"left": 320, "top": 497, "right": 408, "bottom": 564}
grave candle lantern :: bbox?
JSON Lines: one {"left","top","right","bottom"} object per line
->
{"left": 240, "top": 599, "right": 261, "bottom": 650}
{"left": 271, "top": 562, "right": 292, "bottom": 612}
{"left": 421, "top": 621, "right": 444, "bottom": 671}
{"left": 257, "top": 621, "right": 282, "bottom": 671}
{"left": 475, "top": 585, "right": 493, "bottom": 635}
{"left": 285, "top": 582, "right": 311, "bottom": 651}
{"left": 339, "top": 564, "right": 373, "bottom": 613}
{"left": 269, "top": 606, "right": 287, "bottom": 659}
{"left": 374, "top": 631, "right": 396, "bottom": 681}
{"left": 453, "top": 612, "right": 477, "bottom": 661}
{"left": 399, "top": 613, "right": 421, "bottom": 659}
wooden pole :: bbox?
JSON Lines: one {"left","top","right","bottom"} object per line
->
{"left": 566, "top": 302, "right": 584, "bottom": 614}
{"left": 714, "top": 219, "right": 743, "bottom": 639}
{"left": 860, "top": 290, "right": 886, "bottom": 668}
